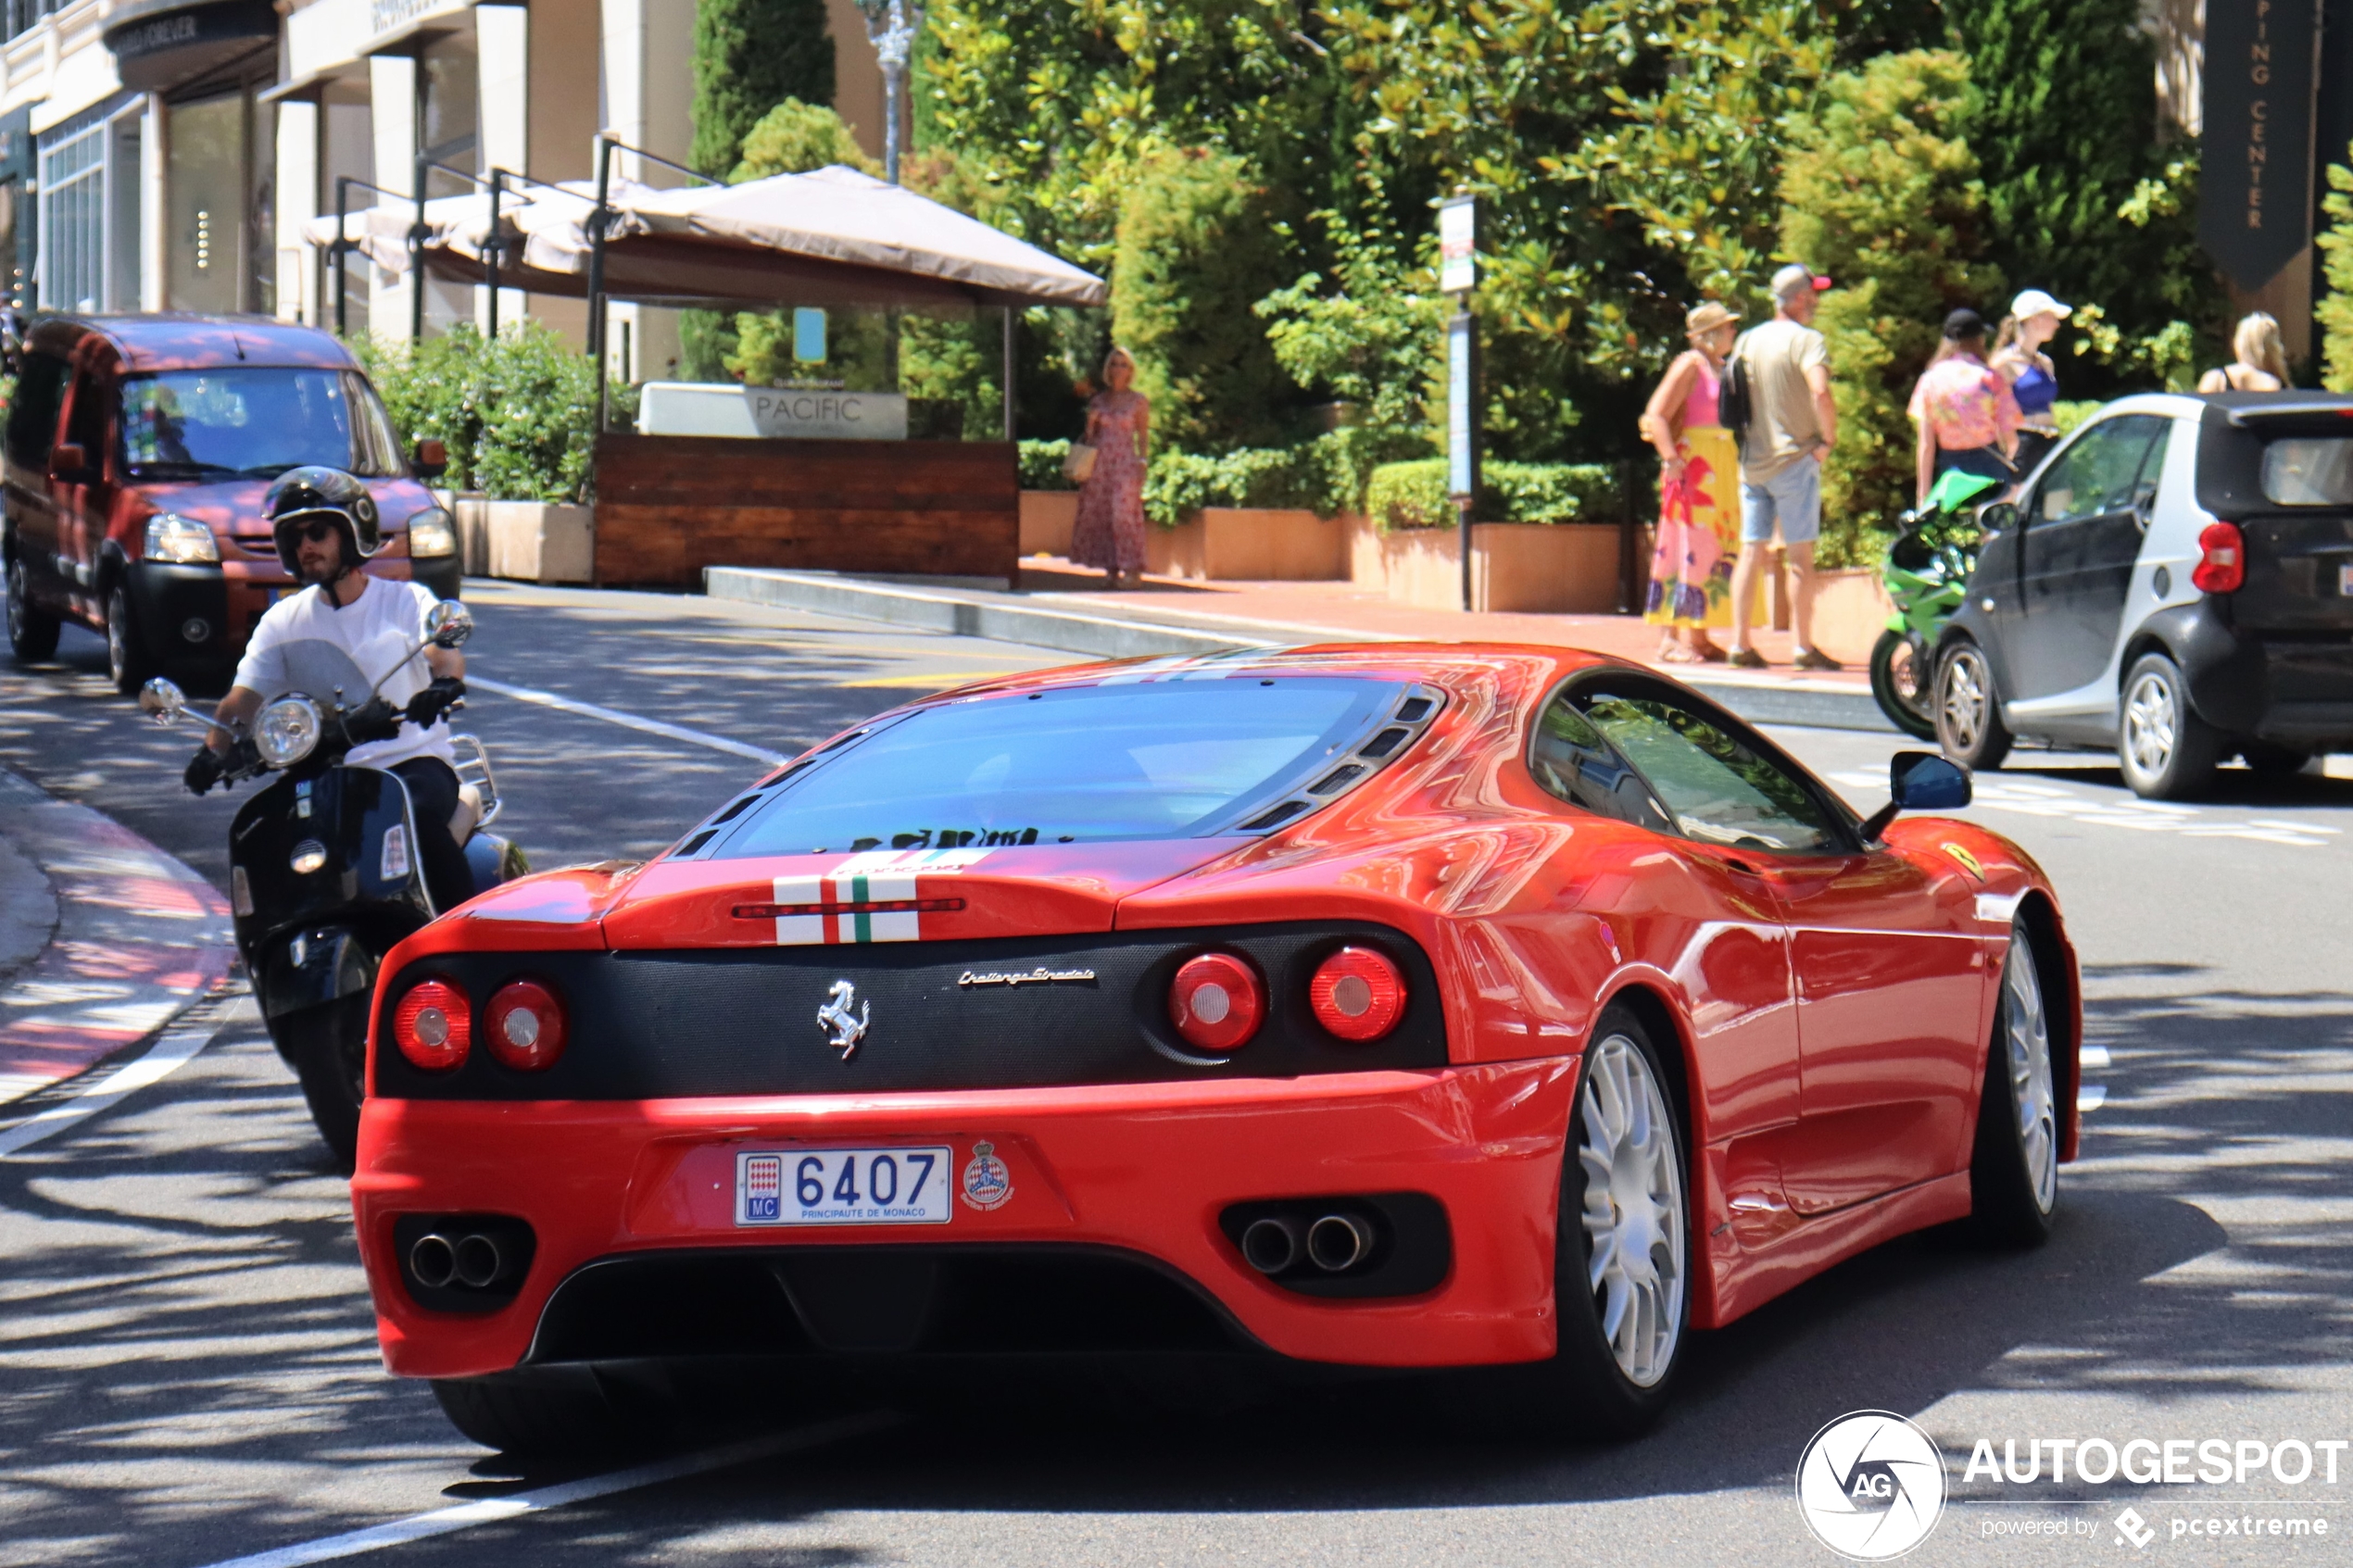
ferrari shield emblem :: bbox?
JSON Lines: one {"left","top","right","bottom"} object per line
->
{"left": 1939, "top": 843, "right": 1985, "bottom": 881}
{"left": 961, "top": 1140, "right": 1013, "bottom": 1210}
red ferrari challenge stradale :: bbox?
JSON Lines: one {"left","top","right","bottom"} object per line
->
{"left": 351, "top": 644, "right": 2079, "bottom": 1450}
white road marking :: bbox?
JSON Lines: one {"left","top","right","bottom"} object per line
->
{"left": 0, "top": 993, "right": 249, "bottom": 1159}
{"left": 2081, "top": 1045, "right": 2111, "bottom": 1069}
{"left": 2079, "top": 1084, "right": 2108, "bottom": 1112}
{"left": 193, "top": 1411, "right": 895, "bottom": 1568}
{"left": 1828, "top": 770, "right": 2343, "bottom": 847}
{"left": 466, "top": 676, "right": 791, "bottom": 767}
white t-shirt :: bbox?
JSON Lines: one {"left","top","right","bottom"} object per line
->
{"left": 232, "top": 575, "right": 456, "bottom": 770}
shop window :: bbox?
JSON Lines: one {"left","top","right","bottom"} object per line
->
{"left": 168, "top": 94, "right": 247, "bottom": 314}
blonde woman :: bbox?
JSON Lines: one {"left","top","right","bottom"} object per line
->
{"left": 1639, "top": 302, "right": 1742, "bottom": 663}
{"left": 2197, "top": 314, "right": 2291, "bottom": 392}
{"left": 1070, "top": 346, "right": 1151, "bottom": 588}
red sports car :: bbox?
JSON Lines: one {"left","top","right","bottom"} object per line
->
{"left": 352, "top": 645, "right": 2078, "bottom": 1449}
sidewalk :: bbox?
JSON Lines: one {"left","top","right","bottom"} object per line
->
{"left": 0, "top": 768, "right": 235, "bottom": 1107}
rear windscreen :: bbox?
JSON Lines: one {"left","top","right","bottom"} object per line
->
{"left": 715, "top": 677, "right": 1404, "bottom": 856}
{"left": 2260, "top": 439, "right": 2353, "bottom": 506}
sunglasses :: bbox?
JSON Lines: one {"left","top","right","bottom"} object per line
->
{"left": 290, "top": 518, "right": 340, "bottom": 544}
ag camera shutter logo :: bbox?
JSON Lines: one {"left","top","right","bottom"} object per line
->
{"left": 1796, "top": 1410, "right": 1947, "bottom": 1561}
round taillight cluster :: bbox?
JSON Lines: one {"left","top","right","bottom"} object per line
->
{"left": 1309, "top": 947, "right": 1406, "bottom": 1041}
{"left": 389, "top": 976, "right": 567, "bottom": 1073}
{"left": 392, "top": 979, "right": 471, "bottom": 1071}
{"left": 1166, "top": 945, "right": 1409, "bottom": 1053}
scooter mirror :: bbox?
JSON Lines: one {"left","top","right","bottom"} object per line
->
{"left": 139, "top": 677, "right": 188, "bottom": 723}
{"left": 1976, "top": 500, "right": 2020, "bottom": 532}
{"left": 425, "top": 601, "right": 473, "bottom": 649}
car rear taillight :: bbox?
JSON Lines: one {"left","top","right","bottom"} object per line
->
{"left": 1168, "top": 952, "right": 1264, "bottom": 1052}
{"left": 1309, "top": 947, "right": 1406, "bottom": 1041}
{"left": 392, "top": 979, "right": 471, "bottom": 1071}
{"left": 2193, "top": 521, "right": 2245, "bottom": 594}
{"left": 484, "top": 979, "right": 567, "bottom": 1071}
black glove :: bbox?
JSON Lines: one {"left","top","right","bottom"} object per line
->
{"left": 183, "top": 745, "right": 225, "bottom": 796}
{"left": 405, "top": 675, "right": 466, "bottom": 729}
{"left": 343, "top": 697, "right": 401, "bottom": 746}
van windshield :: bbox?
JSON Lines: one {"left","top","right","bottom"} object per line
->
{"left": 118, "top": 369, "right": 405, "bottom": 481}
{"left": 2260, "top": 439, "right": 2353, "bottom": 507}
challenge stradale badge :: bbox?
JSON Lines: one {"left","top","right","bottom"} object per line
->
{"left": 960, "top": 1140, "right": 1013, "bottom": 1210}
{"left": 1940, "top": 843, "right": 1985, "bottom": 881}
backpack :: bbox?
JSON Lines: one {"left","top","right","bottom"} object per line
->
{"left": 1717, "top": 330, "right": 1756, "bottom": 457}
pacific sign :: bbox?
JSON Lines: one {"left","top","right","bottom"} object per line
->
{"left": 746, "top": 389, "right": 908, "bottom": 441}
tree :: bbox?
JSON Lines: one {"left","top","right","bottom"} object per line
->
{"left": 691, "top": 0, "right": 837, "bottom": 177}
{"left": 2319, "top": 150, "right": 2353, "bottom": 393}
{"left": 730, "top": 96, "right": 881, "bottom": 180}
{"left": 1780, "top": 48, "right": 2003, "bottom": 560}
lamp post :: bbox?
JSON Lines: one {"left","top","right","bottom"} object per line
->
{"left": 855, "top": 0, "right": 923, "bottom": 184}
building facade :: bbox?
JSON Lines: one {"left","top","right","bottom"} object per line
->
{"left": 0, "top": 0, "right": 894, "bottom": 377}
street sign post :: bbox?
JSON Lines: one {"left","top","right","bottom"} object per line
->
{"left": 1441, "top": 194, "right": 1478, "bottom": 612}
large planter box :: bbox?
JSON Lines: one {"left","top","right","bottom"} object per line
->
{"left": 1377, "top": 522, "right": 1623, "bottom": 613}
{"left": 1019, "top": 490, "right": 1078, "bottom": 557}
{"left": 1145, "top": 508, "right": 1350, "bottom": 581}
{"left": 1805, "top": 567, "right": 1894, "bottom": 665}
{"left": 485, "top": 501, "right": 595, "bottom": 584}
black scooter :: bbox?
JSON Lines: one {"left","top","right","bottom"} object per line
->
{"left": 141, "top": 599, "right": 525, "bottom": 1167}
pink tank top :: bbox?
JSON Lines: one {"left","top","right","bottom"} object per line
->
{"left": 1681, "top": 355, "right": 1721, "bottom": 429}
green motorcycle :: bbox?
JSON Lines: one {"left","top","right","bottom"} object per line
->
{"left": 1869, "top": 469, "right": 2000, "bottom": 739}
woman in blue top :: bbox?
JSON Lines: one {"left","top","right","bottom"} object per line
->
{"left": 1993, "top": 290, "right": 2070, "bottom": 479}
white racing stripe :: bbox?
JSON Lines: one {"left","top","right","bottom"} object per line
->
{"left": 194, "top": 1411, "right": 895, "bottom": 1568}
{"left": 467, "top": 676, "right": 791, "bottom": 767}
{"left": 0, "top": 993, "right": 249, "bottom": 1159}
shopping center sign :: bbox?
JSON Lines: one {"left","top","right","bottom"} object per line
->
{"left": 2197, "top": 0, "right": 2318, "bottom": 291}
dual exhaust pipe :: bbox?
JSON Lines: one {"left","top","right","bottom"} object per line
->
{"left": 409, "top": 1229, "right": 508, "bottom": 1291}
{"left": 1240, "top": 1210, "right": 1377, "bottom": 1276}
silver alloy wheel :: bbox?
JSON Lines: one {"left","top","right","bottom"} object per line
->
{"left": 1578, "top": 1031, "right": 1686, "bottom": 1387}
{"left": 2002, "top": 931, "right": 2058, "bottom": 1213}
{"left": 1941, "top": 646, "right": 1991, "bottom": 750}
{"left": 2122, "top": 669, "right": 2178, "bottom": 778}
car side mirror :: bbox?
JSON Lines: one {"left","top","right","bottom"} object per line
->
{"left": 1860, "top": 749, "right": 1971, "bottom": 840}
{"left": 1976, "top": 500, "right": 2019, "bottom": 533}
{"left": 414, "top": 437, "right": 447, "bottom": 480}
{"left": 424, "top": 599, "right": 473, "bottom": 648}
{"left": 48, "top": 441, "right": 87, "bottom": 480}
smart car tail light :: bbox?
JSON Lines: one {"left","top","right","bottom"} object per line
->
{"left": 392, "top": 979, "right": 471, "bottom": 1071}
{"left": 1309, "top": 947, "right": 1406, "bottom": 1041}
{"left": 1168, "top": 952, "right": 1264, "bottom": 1052}
{"left": 2192, "top": 521, "right": 2246, "bottom": 594}
{"left": 484, "top": 979, "right": 567, "bottom": 1072}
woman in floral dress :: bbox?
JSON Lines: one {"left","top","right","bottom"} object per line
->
{"left": 1071, "top": 347, "right": 1151, "bottom": 588}
{"left": 1639, "top": 303, "right": 1743, "bottom": 662}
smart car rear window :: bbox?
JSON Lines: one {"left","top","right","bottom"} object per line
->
{"left": 2260, "top": 439, "right": 2353, "bottom": 506}
{"left": 712, "top": 677, "right": 1407, "bottom": 855}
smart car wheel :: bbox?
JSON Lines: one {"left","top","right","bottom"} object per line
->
{"left": 2117, "top": 652, "right": 2221, "bottom": 801}
{"left": 1970, "top": 920, "right": 2060, "bottom": 1248}
{"left": 6, "top": 558, "right": 59, "bottom": 662}
{"left": 106, "top": 585, "right": 156, "bottom": 697}
{"left": 1934, "top": 640, "right": 2011, "bottom": 771}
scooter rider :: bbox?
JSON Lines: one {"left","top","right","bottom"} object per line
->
{"left": 184, "top": 467, "right": 475, "bottom": 911}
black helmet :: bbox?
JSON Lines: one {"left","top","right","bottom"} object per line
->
{"left": 265, "top": 466, "right": 382, "bottom": 578}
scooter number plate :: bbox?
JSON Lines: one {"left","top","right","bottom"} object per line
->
{"left": 734, "top": 1147, "right": 952, "bottom": 1226}
{"left": 2340, "top": 563, "right": 2353, "bottom": 598}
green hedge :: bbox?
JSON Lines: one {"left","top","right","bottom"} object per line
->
{"left": 1020, "top": 440, "right": 1335, "bottom": 524}
{"left": 357, "top": 323, "right": 632, "bottom": 503}
{"left": 1365, "top": 459, "right": 1622, "bottom": 532}
{"left": 1019, "top": 439, "right": 1075, "bottom": 491}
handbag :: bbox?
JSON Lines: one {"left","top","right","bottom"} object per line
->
{"left": 1062, "top": 442, "right": 1099, "bottom": 484}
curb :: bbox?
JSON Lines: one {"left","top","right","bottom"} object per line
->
{"left": 704, "top": 567, "right": 1895, "bottom": 734}
{"left": 0, "top": 769, "right": 237, "bottom": 1108}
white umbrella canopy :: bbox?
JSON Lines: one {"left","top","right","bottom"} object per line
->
{"left": 302, "top": 168, "right": 1106, "bottom": 312}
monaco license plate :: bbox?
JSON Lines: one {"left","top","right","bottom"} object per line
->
{"left": 735, "top": 1147, "right": 952, "bottom": 1227}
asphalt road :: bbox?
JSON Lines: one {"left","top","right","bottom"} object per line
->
{"left": 2, "top": 585, "right": 2349, "bottom": 1568}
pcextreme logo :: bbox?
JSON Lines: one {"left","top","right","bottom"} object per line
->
{"left": 1796, "top": 1411, "right": 1948, "bottom": 1561}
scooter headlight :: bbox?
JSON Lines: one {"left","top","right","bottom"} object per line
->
{"left": 255, "top": 695, "right": 322, "bottom": 767}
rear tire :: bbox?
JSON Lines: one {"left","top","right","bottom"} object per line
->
{"left": 1934, "top": 640, "right": 2012, "bottom": 771}
{"left": 1970, "top": 921, "right": 2060, "bottom": 1248}
{"left": 6, "top": 558, "right": 59, "bottom": 662}
{"left": 1457, "top": 1005, "right": 1690, "bottom": 1439}
{"left": 106, "top": 584, "right": 155, "bottom": 697}
{"left": 2117, "top": 652, "right": 2221, "bottom": 800}
{"left": 433, "top": 1367, "right": 635, "bottom": 1455}
{"left": 276, "top": 993, "right": 370, "bottom": 1173}
{"left": 1869, "top": 630, "right": 1938, "bottom": 740}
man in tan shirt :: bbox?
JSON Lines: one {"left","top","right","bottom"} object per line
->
{"left": 1730, "top": 263, "right": 1842, "bottom": 671}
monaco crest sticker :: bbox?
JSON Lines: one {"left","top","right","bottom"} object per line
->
{"left": 960, "top": 1140, "right": 1013, "bottom": 1211}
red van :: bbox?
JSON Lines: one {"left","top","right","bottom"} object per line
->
{"left": 3, "top": 315, "right": 456, "bottom": 694}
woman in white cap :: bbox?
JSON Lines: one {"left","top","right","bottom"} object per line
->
{"left": 1992, "top": 289, "right": 2070, "bottom": 477}
{"left": 1638, "top": 301, "right": 1743, "bottom": 663}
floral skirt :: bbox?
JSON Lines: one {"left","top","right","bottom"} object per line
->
{"left": 1643, "top": 425, "right": 1741, "bottom": 629}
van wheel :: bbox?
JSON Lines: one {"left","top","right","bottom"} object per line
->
{"left": 1934, "top": 641, "right": 2011, "bottom": 771}
{"left": 7, "top": 558, "right": 59, "bottom": 662}
{"left": 106, "top": 586, "right": 156, "bottom": 696}
{"left": 2118, "top": 652, "right": 2221, "bottom": 800}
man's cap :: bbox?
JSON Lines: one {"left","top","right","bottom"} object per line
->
{"left": 2009, "top": 288, "right": 2072, "bottom": 321}
{"left": 1685, "top": 301, "right": 1741, "bottom": 335}
{"left": 1771, "top": 263, "right": 1831, "bottom": 301}
{"left": 1944, "top": 307, "right": 1989, "bottom": 340}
